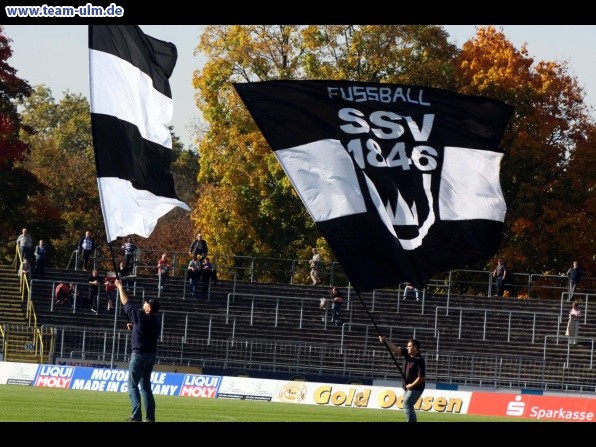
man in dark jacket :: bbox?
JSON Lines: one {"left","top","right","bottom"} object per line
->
{"left": 189, "top": 233, "right": 208, "bottom": 262}
{"left": 492, "top": 259, "right": 508, "bottom": 297}
{"left": 121, "top": 237, "right": 138, "bottom": 275}
{"left": 115, "top": 279, "right": 161, "bottom": 422}
{"left": 567, "top": 260, "right": 583, "bottom": 301}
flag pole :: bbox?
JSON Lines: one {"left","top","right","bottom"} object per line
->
{"left": 108, "top": 241, "right": 120, "bottom": 370}
{"left": 354, "top": 289, "right": 406, "bottom": 381}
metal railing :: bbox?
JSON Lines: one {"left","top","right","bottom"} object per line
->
{"left": 54, "top": 241, "right": 596, "bottom": 300}
{"left": 30, "top": 279, "right": 145, "bottom": 315}
{"left": 544, "top": 334, "right": 596, "bottom": 369}
{"left": 434, "top": 306, "right": 562, "bottom": 343}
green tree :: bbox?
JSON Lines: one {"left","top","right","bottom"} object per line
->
{"left": 20, "top": 88, "right": 197, "bottom": 269}
{"left": 19, "top": 85, "right": 99, "bottom": 267}
{"left": 301, "top": 25, "right": 457, "bottom": 88}
{"left": 192, "top": 25, "right": 457, "bottom": 281}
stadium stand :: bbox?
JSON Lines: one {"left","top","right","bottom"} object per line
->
{"left": 1, "top": 263, "right": 595, "bottom": 393}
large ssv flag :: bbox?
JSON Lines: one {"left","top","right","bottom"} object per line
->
{"left": 234, "top": 80, "right": 514, "bottom": 292}
{"left": 89, "top": 25, "right": 190, "bottom": 242}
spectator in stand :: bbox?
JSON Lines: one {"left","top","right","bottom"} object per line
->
{"left": 18, "top": 258, "right": 32, "bottom": 281}
{"left": 403, "top": 283, "right": 419, "bottom": 301}
{"left": 187, "top": 255, "right": 201, "bottom": 296}
{"left": 78, "top": 230, "right": 96, "bottom": 271}
{"left": 55, "top": 281, "right": 70, "bottom": 306}
{"left": 200, "top": 257, "right": 214, "bottom": 294}
{"left": 105, "top": 275, "right": 117, "bottom": 312}
{"left": 16, "top": 228, "right": 33, "bottom": 263}
{"left": 330, "top": 286, "right": 344, "bottom": 326}
{"left": 310, "top": 247, "right": 321, "bottom": 286}
{"left": 189, "top": 233, "right": 208, "bottom": 263}
{"left": 492, "top": 258, "right": 508, "bottom": 297}
{"left": 33, "top": 239, "right": 48, "bottom": 279}
{"left": 566, "top": 260, "right": 584, "bottom": 301}
{"left": 88, "top": 269, "right": 103, "bottom": 312}
{"left": 121, "top": 237, "right": 138, "bottom": 276}
{"left": 566, "top": 301, "right": 582, "bottom": 345}
{"left": 157, "top": 253, "right": 170, "bottom": 292}
{"left": 118, "top": 261, "right": 127, "bottom": 278}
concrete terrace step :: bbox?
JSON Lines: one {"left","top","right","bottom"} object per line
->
{"left": 22, "top": 266, "right": 596, "bottom": 375}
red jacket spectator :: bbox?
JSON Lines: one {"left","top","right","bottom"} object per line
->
{"left": 55, "top": 282, "right": 70, "bottom": 305}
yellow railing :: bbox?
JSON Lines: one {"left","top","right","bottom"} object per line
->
{"left": 33, "top": 326, "right": 45, "bottom": 363}
{"left": 14, "top": 246, "right": 44, "bottom": 361}
{"left": 0, "top": 324, "right": 5, "bottom": 360}
{"left": 15, "top": 245, "right": 38, "bottom": 328}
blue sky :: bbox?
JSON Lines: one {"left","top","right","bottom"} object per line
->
{"left": 4, "top": 25, "right": 595, "bottom": 148}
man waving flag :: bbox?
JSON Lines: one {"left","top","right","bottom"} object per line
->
{"left": 234, "top": 80, "right": 513, "bottom": 292}
{"left": 89, "top": 25, "right": 190, "bottom": 243}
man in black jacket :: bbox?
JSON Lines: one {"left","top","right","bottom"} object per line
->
{"left": 566, "top": 260, "right": 583, "bottom": 301}
{"left": 116, "top": 279, "right": 161, "bottom": 422}
{"left": 189, "top": 233, "right": 208, "bottom": 262}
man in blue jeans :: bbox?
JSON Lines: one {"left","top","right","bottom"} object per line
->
{"left": 378, "top": 336, "right": 426, "bottom": 422}
{"left": 115, "top": 279, "right": 161, "bottom": 422}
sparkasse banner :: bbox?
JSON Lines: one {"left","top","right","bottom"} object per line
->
{"left": 468, "top": 391, "right": 596, "bottom": 422}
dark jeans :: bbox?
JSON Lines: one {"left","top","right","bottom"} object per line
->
{"left": 201, "top": 270, "right": 211, "bottom": 293}
{"left": 82, "top": 249, "right": 92, "bottom": 270}
{"left": 495, "top": 277, "right": 506, "bottom": 296}
{"left": 188, "top": 271, "right": 198, "bottom": 294}
{"left": 332, "top": 304, "right": 342, "bottom": 324}
{"left": 128, "top": 352, "right": 157, "bottom": 421}
{"left": 88, "top": 288, "right": 99, "bottom": 310}
{"left": 35, "top": 259, "right": 46, "bottom": 278}
{"left": 125, "top": 253, "right": 135, "bottom": 275}
{"left": 159, "top": 271, "right": 168, "bottom": 290}
{"left": 20, "top": 246, "right": 32, "bottom": 262}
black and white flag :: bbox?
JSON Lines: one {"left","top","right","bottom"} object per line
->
{"left": 234, "top": 80, "right": 514, "bottom": 291}
{"left": 89, "top": 25, "right": 190, "bottom": 242}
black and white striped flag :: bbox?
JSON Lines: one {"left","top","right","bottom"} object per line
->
{"left": 234, "top": 80, "right": 514, "bottom": 292}
{"left": 89, "top": 25, "right": 190, "bottom": 242}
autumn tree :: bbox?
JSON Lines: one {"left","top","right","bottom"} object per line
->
{"left": 0, "top": 25, "right": 46, "bottom": 263}
{"left": 455, "top": 26, "right": 595, "bottom": 276}
{"left": 192, "top": 25, "right": 458, "bottom": 280}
